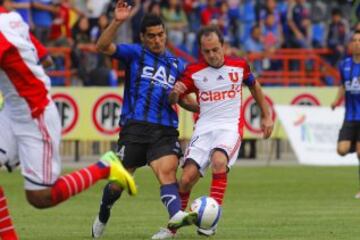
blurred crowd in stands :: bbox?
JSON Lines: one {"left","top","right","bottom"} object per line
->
{"left": 4, "top": 0, "right": 360, "bottom": 86}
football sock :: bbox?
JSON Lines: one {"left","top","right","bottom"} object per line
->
{"left": 166, "top": 191, "right": 191, "bottom": 233}
{"left": 179, "top": 191, "right": 191, "bottom": 210}
{"left": 51, "top": 161, "right": 110, "bottom": 205}
{"left": 160, "top": 183, "right": 181, "bottom": 218}
{"left": 98, "top": 183, "right": 122, "bottom": 223}
{"left": 0, "top": 187, "right": 18, "bottom": 240}
{"left": 210, "top": 172, "right": 227, "bottom": 205}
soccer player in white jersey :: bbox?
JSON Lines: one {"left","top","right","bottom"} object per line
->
{"left": 152, "top": 25, "right": 273, "bottom": 239}
{"left": 0, "top": 2, "right": 136, "bottom": 239}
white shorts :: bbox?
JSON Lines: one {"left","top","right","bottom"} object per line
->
{"left": 183, "top": 130, "right": 242, "bottom": 176}
{"left": 0, "top": 102, "right": 61, "bottom": 190}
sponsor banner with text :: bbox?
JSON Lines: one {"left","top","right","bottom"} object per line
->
{"left": 275, "top": 105, "right": 358, "bottom": 166}
{"left": 46, "top": 87, "right": 340, "bottom": 140}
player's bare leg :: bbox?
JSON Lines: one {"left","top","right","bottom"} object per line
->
{"left": 151, "top": 157, "right": 198, "bottom": 240}
{"left": 178, "top": 160, "right": 201, "bottom": 211}
{"left": 197, "top": 150, "right": 228, "bottom": 237}
{"left": 355, "top": 142, "right": 360, "bottom": 199}
{"left": 336, "top": 141, "right": 352, "bottom": 157}
{"left": 179, "top": 160, "right": 201, "bottom": 194}
{"left": 152, "top": 161, "right": 200, "bottom": 239}
{"left": 209, "top": 150, "right": 228, "bottom": 205}
{"left": 92, "top": 167, "right": 136, "bottom": 239}
{"left": 25, "top": 151, "right": 136, "bottom": 209}
{"left": 0, "top": 186, "right": 18, "bottom": 240}
{"left": 336, "top": 141, "right": 360, "bottom": 198}
{"left": 151, "top": 155, "right": 197, "bottom": 229}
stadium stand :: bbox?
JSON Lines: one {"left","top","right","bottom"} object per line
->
{"left": 3, "top": 0, "right": 359, "bottom": 158}
{"left": 6, "top": 0, "right": 355, "bottom": 87}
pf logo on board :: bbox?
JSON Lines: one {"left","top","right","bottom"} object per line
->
{"left": 52, "top": 93, "right": 79, "bottom": 135}
{"left": 291, "top": 93, "right": 320, "bottom": 106}
{"left": 92, "top": 94, "right": 122, "bottom": 135}
{"left": 242, "top": 95, "right": 276, "bottom": 135}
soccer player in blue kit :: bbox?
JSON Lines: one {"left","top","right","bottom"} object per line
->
{"left": 91, "top": 1, "right": 199, "bottom": 238}
{"left": 331, "top": 30, "right": 360, "bottom": 198}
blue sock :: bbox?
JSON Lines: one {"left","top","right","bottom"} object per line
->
{"left": 160, "top": 183, "right": 181, "bottom": 218}
{"left": 99, "top": 183, "right": 122, "bottom": 223}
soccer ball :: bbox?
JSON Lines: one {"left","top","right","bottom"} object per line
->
{"left": 190, "top": 196, "right": 221, "bottom": 229}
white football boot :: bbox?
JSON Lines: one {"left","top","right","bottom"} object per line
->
{"left": 167, "top": 210, "right": 198, "bottom": 229}
{"left": 197, "top": 224, "right": 217, "bottom": 237}
{"left": 354, "top": 191, "right": 360, "bottom": 199}
{"left": 151, "top": 227, "right": 176, "bottom": 239}
{"left": 92, "top": 216, "right": 106, "bottom": 239}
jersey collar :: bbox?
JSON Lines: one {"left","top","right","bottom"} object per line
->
{"left": 0, "top": 7, "right": 8, "bottom": 13}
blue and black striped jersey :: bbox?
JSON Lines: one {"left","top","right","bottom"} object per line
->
{"left": 339, "top": 57, "right": 360, "bottom": 121}
{"left": 112, "top": 43, "right": 186, "bottom": 128}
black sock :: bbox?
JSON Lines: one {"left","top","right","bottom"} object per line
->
{"left": 98, "top": 183, "right": 122, "bottom": 223}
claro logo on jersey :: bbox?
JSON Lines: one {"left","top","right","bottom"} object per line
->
{"left": 199, "top": 84, "right": 241, "bottom": 102}
{"left": 141, "top": 66, "right": 176, "bottom": 89}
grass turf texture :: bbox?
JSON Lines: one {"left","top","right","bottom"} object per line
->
{"left": 2, "top": 165, "right": 360, "bottom": 239}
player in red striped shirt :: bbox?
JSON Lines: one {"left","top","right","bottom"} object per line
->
{"left": 0, "top": 2, "right": 136, "bottom": 239}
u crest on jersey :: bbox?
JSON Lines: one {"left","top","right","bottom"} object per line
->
{"left": 228, "top": 72, "right": 239, "bottom": 83}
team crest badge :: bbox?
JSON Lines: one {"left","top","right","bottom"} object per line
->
{"left": 228, "top": 71, "right": 239, "bottom": 83}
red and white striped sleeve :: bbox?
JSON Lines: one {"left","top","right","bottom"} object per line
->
{"left": 30, "top": 33, "right": 49, "bottom": 61}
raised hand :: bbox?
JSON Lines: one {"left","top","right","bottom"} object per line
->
{"left": 114, "top": 0, "right": 132, "bottom": 22}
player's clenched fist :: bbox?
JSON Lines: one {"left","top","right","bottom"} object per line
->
{"left": 169, "top": 82, "right": 187, "bottom": 104}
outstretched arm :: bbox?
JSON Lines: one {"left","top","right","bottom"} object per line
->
{"left": 96, "top": 0, "right": 132, "bottom": 55}
{"left": 331, "top": 85, "right": 345, "bottom": 110}
{"left": 248, "top": 80, "right": 273, "bottom": 139}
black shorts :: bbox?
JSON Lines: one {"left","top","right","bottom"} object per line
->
{"left": 338, "top": 121, "right": 360, "bottom": 151}
{"left": 116, "top": 121, "right": 182, "bottom": 169}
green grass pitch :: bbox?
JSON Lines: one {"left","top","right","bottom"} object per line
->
{"left": 2, "top": 165, "right": 360, "bottom": 239}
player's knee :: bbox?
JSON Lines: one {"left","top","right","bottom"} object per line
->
{"left": 180, "top": 174, "right": 196, "bottom": 189}
{"left": 211, "top": 159, "right": 227, "bottom": 173}
{"left": 109, "top": 182, "right": 123, "bottom": 193}
{"left": 337, "top": 148, "right": 348, "bottom": 156}
{"left": 26, "top": 196, "right": 48, "bottom": 209}
{"left": 25, "top": 190, "right": 52, "bottom": 209}
{"left": 156, "top": 167, "right": 177, "bottom": 184}
{"left": 211, "top": 151, "right": 227, "bottom": 171}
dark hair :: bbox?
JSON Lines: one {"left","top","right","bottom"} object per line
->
{"left": 140, "top": 14, "right": 165, "bottom": 34}
{"left": 196, "top": 25, "right": 224, "bottom": 46}
{"left": 352, "top": 30, "right": 360, "bottom": 40}
{"left": 331, "top": 8, "right": 342, "bottom": 17}
{"left": 0, "top": 0, "right": 3, "bottom": 5}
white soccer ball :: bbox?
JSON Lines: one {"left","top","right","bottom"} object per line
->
{"left": 190, "top": 196, "right": 222, "bottom": 229}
